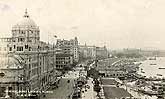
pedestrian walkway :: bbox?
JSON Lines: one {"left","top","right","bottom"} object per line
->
{"left": 99, "top": 85, "right": 105, "bottom": 99}
{"left": 81, "top": 78, "right": 97, "bottom": 99}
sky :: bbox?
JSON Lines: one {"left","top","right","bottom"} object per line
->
{"left": 0, "top": 0, "right": 165, "bottom": 50}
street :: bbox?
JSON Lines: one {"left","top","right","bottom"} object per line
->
{"left": 40, "top": 65, "right": 92, "bottom": 99}
{"left": 41, "top": 71, "right": 78, "bottom": 99}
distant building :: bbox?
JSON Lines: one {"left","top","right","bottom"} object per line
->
{"left": 56, "top": 53, "right": 73, "bottom": 70}
{"left": 79, "top": 44, "right": 96, "bottom": 60}
{"left": 96, "top": 46, "right": 109, "bottom": 59}
{"left": 56, "top": 37, "right": 79, "bottom": 62}
{"left": 0, "top": 10, "right": 57, "bottom": 98}
{"left": 103, "top": 70, "right": 126, "bottom": 78}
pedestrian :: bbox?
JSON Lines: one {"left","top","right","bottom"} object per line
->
{"left": 68, "top": 95, "right": 70, "bottom": 98}
{"left": 67, "top": 80, "right": 70, "bottom": 83}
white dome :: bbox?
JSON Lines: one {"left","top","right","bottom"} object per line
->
{"left": 12, "top": 10, "right": 38, "bottom": 28}
{"left": 15, "top": 18, "right": 37, "bottom": 27}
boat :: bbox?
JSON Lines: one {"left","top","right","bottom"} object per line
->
{"left": 157, "top": 74, "right": 163, "bottom": 76}
{"left": 141, "top": 71, "right": 145, "bottom": 73}
{"left": 150, "top": 63, "right": 157, "bottom": 65}
{"left": 158, "top": 67, "right": 165, "bottom": 69}
{"left": 149, "top": 56, "right": 156, "bottom": 60}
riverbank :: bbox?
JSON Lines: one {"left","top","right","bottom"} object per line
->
{"left": 88, "top": 57, "right": 165, "bottom": 99}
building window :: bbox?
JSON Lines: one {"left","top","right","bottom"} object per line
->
{"left": 21, "top": 31, "right": 25, "bottom": 34}
{"left": 17, "top": 46, "right": 23, "bottom": 51}
{"left": 21, "top": 47, "right": 23, "bottom": 51}
{"left": 29, "top": 64, "right": 31, "bottom": 69}
{"left": 14, "top": 45, "right": 16, "bottom": 49}
{"left": 25, "top": 45, "right": 28, "bottom": 49}
{"left": 21, "top": 38, "right": 24, "bottom": 42}
{"left": 29, "top": 47, "right": 31, "bottom": 51}
{"left": 12, "top": 39, "right": 15, "bottom": 42}
{"left": 9, "top": 47, "right": 12, "bottom": 51}
{"left": 18, "top": 38, "right": 25, "bottom": 42}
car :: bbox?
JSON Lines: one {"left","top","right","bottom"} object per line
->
{"left": 67, "top": 80, "right": 70, "bottom": 83}
{"left": 86, "top": 85, "right": 90, "bottom": 89}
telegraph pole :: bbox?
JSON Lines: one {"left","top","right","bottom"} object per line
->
{"left": 37, "top": 46, "right": 40, "bottom": 99}
{"left": 53, "top": 35, "right": 57, "bottom": 85}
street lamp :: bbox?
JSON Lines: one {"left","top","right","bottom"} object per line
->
{"left": 53, "top": 35, "right": 57, "bottom": 84}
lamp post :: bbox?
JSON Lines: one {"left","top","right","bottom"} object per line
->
{"left": 53, "top": 35, "right": 57, "bottom": 84}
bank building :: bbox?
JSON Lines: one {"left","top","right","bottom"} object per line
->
{"left": 0, "top": 10, "right": 58, "bottom": 98}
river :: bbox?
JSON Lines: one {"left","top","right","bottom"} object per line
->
{"left": 138, "top": 57, "right": 165, "bottom": 78}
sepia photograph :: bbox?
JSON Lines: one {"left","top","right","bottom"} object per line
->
{"left": 0, "top": 0, "right": 165, "bottom": 99}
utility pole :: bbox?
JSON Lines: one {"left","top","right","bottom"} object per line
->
{"left": 37, "top": 47, "right": 40, "bottom": 99}
{"left": 53, "top": 43, "right": 55, "bottom": 85}
{"left": 53, "top": 35, "right": 57, "bottom": 85}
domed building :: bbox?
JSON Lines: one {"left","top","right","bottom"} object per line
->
{"left": 0, "top": 10, "right": 57, "bottom": 98}
{"left": 11, "top": 9, "right": 40, "bottom": 52}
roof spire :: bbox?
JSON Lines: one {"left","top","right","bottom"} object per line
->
{"left": 24, "top": 8, "right": 29, "bottom": 18}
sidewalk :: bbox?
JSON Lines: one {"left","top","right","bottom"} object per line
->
{"left": 120, "top": 82, "right": 157, "bottom": 99}
{"left": 81, "top": 78, "right": 97, "bottom": 99}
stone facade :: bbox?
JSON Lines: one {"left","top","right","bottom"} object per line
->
{"left": 56, "top": 37, "right": 79, "bottom": 62}
{"left": 56, "top": 53, "right": 73, "bottom": 70}
{"left": 96, "top": 46, "right": 109, "bottom": 59}
{"left": 0, "top": 10, "right": 57, "bottom": 98}
{"left": 79, "top": 44, "right": 96, "bottom": 60}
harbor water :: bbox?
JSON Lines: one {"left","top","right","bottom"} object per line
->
{"left": 138, "top": 57, "right": 165, "bottom": 78}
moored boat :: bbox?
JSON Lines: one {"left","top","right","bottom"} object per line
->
{"left": 141, "top": 71, "right": 145, "bottom": 73}
{"left": 157, "top": 74, "right": 163, "bottom": 76}
{"left": 149, "top": 56, "right": 156, "bottom": 60}
{"left": 158, "top": 67, "right": 165, "bottom": 69}
{"left": 150, "top": 63, "right": 157, "bottom": 65}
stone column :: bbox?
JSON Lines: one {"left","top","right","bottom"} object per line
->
{"left": 5, "top": 86, "right": 10, "bottom": 98}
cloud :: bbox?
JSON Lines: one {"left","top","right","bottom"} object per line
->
{"left": 0, "top": 3, "right": 10, "bottom": 11}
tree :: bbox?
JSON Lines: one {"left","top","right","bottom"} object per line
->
{"left": 87, "top": 68, "right": 99, "bottom": 79}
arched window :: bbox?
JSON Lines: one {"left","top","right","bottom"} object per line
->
{"left": 25, "top": 45, "right": 28, "bottom": 49}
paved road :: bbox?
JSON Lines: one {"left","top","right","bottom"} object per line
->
{"left": 41, "top": 71, "right": 78, "bottom": 99}
{"left": 40, "top": 64, "right": 89, "bottom": 99}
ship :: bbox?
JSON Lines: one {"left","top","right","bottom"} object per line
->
{"left": 157, "top": 74, "right": 163, "bottom": 76}
{"left": 150, "top": 63, "right": 157, "bottom": 65}
{"left": 149, "top": 56, "right": 156, "bottom": 60}
{"left": 158, "top": 67, "right": 165, "bottom": 69}
{"left": 141, "top": 71, "right": 145, "bottom": 73}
